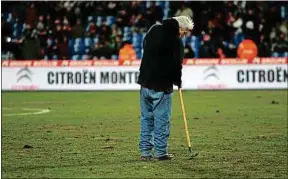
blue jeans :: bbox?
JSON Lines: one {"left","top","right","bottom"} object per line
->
{"left": 139, "top": 87, "right": 172, "bottom": 157}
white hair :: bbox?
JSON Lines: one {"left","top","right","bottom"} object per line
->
{"left": 172, "top": 16, "right": 194, "bottom": 31}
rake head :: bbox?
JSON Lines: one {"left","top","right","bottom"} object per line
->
{"left": 188, "top": 147, "right": 199, "bottom": 159}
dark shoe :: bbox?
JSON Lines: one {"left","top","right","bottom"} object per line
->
{"left": 140, "top": 156, "right": 153, "bottom": 161}
{"left": 157, "top": 153, "right": 174, "bottom": 161}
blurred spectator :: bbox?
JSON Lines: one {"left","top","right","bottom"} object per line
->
{"left": 134, "top": 14, "right": 149, "bottom": 30}
{"left": 99, "top": 21, "right": 112, "bottom": 41}
{"left": 36, "top": 15, "right": 45, "bottom": 31}
{"left": 258, "top": 34, "right": 271, "bottom": 57}
{"left": 92, "top": 2, "right": 105, "bottom": 17}
{"left": 58, "top": 36, "right": 69, "bottom": 59}
{"left": 63, "top": 16, "right": 70, "bottom": 26}
{"left": 91, "top": 41, "right": 113, "bottom": 59}
{"left": 199, "top": 34, "right": 215, "bottom": 58}
{"left": 54, "top": 23, "right": 63, "bottom": 41}
{"left": 38, "top": 26, "right": 48, "bottom": 48}
{"left": 111, "top": 25, "right": 122, "bottom": 39}
{"left": 45, "top": 15, "right": 53, "bottom": 29}
{"left": 46, "top": 38, "right": 60, "bottom": 60}
{"left": 175, "top": 2, "right": 193, "bottom": 18}
{"left": 244, "top": 21, "right": 259, "bottom": 44}
{"left": 22, "top": 27, "right": 41, "bottom": 59}
{"left": 279, "top": 20, "right": 288, "bottom": 35}
{"left": 116, "top": 2, "right": 132, "bottom": 27}
{"left": 72, "top": 18, "right": 85, "bottom": 38}
{"left": 101, "top": 41, "right": 114, "bottom": 59}
{"left": 145, "top": 1, "right": 163, "bottom": 26}
{"left": 118, "top": 41, "right": 136, "bottom": 63}
{"left": 88, "top": 21, "right": 97, "bottom": 37}
{"left": 91, "top": 44, "right": 101, "bottom": 59}
{"left": 111, "top": 35, "right": 123, "bottom": 55}
{"left": 272, "top": 33, "right": 288, "bottom": 57}
{"left": 106, "top": 1, "right": 118, "bottom": 16}
{"left": 62, "top": 24, "right": 72, "bottom": 38}
{"left": 216, "top": 48, "right": 226, "bottom": 59}
{"left": 183, "top": 43, "right": 195, "bottom": 58}
{"left": 25, "top": 3, "right": 37, "bottom": 27}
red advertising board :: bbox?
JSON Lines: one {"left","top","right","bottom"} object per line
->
{"left": 2, "top": 58, "right": 287, "bottom": 67}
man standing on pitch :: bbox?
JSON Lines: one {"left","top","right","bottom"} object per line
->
{"left": 137, "top": 16, "right": 194, "bottom": 161}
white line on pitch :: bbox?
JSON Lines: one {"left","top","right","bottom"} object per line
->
{"left": 2, "top": 108, "right": 50, "bottom": 117}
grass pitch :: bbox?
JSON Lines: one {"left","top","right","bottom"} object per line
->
{"left": 1, "top": 90, "right": 287, "bottom": 178}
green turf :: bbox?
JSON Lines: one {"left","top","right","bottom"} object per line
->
{"left": 1, "top": 90, "right": 287, "bottom": 178}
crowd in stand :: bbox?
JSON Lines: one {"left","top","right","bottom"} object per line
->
{"left": 1, "top": 1, "right": 288, "bottom": 60}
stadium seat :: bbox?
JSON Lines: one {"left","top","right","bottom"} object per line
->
{"left": 272, "top": 52, "right": 279, "bottom": 57}
{"left": 84, "top": 37, "right": 93, "bottom": 48}
{"left": 124, "top": 26, "right": 131, "bottom": 33}
{"left": 14, "top": 22, "right": 24, "bottom": 38}
{"left": 52, "top": 55, "right": 58, "bottom": 60}
{"left": 233, "top": 33, "right": 245, "bottom": 46}
{"left": 47, "top": 39, "right": 53, "bottom": 46}
{"left": 163, "top": 9, "right": 170, "bottom": 19}
{"left": 82, "top": 54, "right": 89, "bottom": 60}
{"left": 190, "top": 36, "right": 200, "bottom": 58}
{"left": 135, "top": 48, "right": 142, "bottom": 59}
{"left": 93, "top": 37, "right": 99, "bottom": 44}
{"left": 181, "top": 37, "right": 186, "bottom": 45}
{"left": 106, "top": 16, "right": 116, "bottom": 26}
{"left": 146, "top": 1, "right": 151, "bottom": 8}
{"left": 281, "top": 6, "right": 286, "bottom": 19}
{"left": 88, "top": 16, "right": 93, "bottom": 22}
{"left": 2, "top": 12, "right": 7, "bottom": 21}
{"left": 96, "top": 16, "right": 102, "bottom": 26}
{"left": 72, "top": 55, "right": 79, "bottom": 60}
{"left": 68, "top": 39, "right": 74, "bottom": 48}
{"left": 85, "top": 48, "right": 90, "bottom": 54}
{"left": 111, "top": 54, "right": 118, "bottom": 60}
{"left": 164, "top": 1, "right": 170, "bottom": 9}
{"left": 85, "top": 24, "right": 90, "bottom": 32}
{"left": 73, "top": 44, "right": 80, "bottom": 54}
{"left": 132, "top": 33, "right": 142, "bottom": 48}
{"left": 273, "top": 52, "right": 288, "bottom": 57}
{"left": 7, "top": 13, "right": 12, "bottom": 23}
{"left": 185, "top": 36, "right": 192, "bottom": 44}
{"left": 75, "top": 38, "right": 83, "bottom": 45}
{"left": 22, "top": 23, "right": 26, "bottom": 33}
{"left": 190, "top": 42, "right": 199, "bottom": 58}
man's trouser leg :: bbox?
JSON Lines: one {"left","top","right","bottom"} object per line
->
{"left": 139, "top": 87, "right": 154, "bottom": 157}
{"left": 153, "top": 90, "right": 172, "bottom": 158}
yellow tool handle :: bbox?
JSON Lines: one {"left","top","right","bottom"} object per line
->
{"left": 178, "top": 88, "right": 192, "bottom": 148}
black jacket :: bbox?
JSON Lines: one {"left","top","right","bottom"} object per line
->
{"left": 137, "top": 18, "right": 184, "bottom": 92}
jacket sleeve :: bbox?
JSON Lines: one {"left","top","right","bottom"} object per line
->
{"left": 172, "top": 39, "right": 184, "bottom": 87}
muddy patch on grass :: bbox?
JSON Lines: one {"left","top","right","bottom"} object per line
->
{"left": 103, "top": 146, "right": 114, "bottom": 149}
{"left": 271, "top": 100, "right": 279, "bottom": 104}
{"left": 39, "top": 124, "right": 88, "bottom": 131}
{"left": 23, "top": 144, "right": 33, "bottom": 149}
